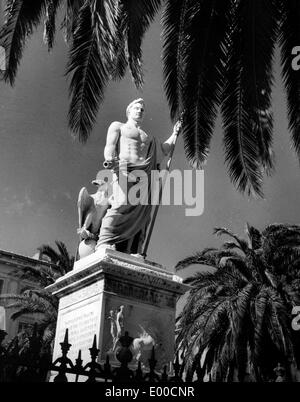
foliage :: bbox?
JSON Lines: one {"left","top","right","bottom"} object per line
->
{"left": 0, "top": 1, "right": 300, "bottom": 196}
{"left": 0, "top": 241, "right": 74, "bottom": 360}
{"left": 176, "top": 223, "right": 300, "bottom": 382}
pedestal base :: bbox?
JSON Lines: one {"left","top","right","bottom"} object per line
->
{"left": 46, "top": 248, "right": 189, "bottom": 381}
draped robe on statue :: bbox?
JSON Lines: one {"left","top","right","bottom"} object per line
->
{"left": 97, "top": 138, "right": 157, "bottom": 254}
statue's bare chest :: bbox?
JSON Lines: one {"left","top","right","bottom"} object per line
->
{"left": 120, "top": 126, "right": 149, "bottom": 146}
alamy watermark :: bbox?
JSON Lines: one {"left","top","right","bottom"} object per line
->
{"left": 0, "top": 45, "right": 5, "bottom": 71}
{"left": 291, "top": 46, "right": 300, "bottom": 71}
{"left": 292, "top": 306, "right": 300, "bottom": 331}
{"left": 96, "top": 168, "right": 204, "bottom": 217}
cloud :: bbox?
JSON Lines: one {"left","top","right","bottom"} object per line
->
{"left": 63, "top": 191, "right": 72, "bottom": 200}
{"left": 4, "top": 191, "right": 35, "bottom": 216}
{"left": 52, "top": 190, "right": 73, "bottom": 202}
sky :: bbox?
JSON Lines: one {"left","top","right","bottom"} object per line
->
{"left": 0, "top": 14, "right": 299, "bottom": 280}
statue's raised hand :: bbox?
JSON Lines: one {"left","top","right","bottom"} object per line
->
{"left": 173, "top": 120, "right": 182, "bottom": 136}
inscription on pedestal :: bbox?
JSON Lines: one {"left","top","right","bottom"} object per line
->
{"left": 59, "top": 281, "right": 104, "bottom": 309}
{"left": 54, "top": 299, "right": 101, "bottom": 362}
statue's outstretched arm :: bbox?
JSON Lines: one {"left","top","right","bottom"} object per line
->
{"left": 161, "top": 120, "right": 182, "bottom": 156}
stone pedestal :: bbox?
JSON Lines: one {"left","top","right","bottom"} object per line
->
{"left": 46, "top": 248, "right": 189, "bottom": 380}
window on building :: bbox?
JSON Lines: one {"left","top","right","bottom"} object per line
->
{"left": 0, "top": 279, "right": 4, "bottom": 295}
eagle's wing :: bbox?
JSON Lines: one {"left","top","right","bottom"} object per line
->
{"left": 77, "top": 187, "right": 94, "bottom": 229}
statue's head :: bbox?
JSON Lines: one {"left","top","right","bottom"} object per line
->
{"left": 126, "top": 98, "right": 145, "bottom": 122}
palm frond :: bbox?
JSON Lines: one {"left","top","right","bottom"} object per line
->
{"left": 119, "top": 0, "right": 162, "bottom": 88}
{"left": 96, "top": 0, "right": 127, "bottom": 81}
{"left": 253, "top": 287, "right": 269, "bottom": 361}
{"left": 179, "top": 0, "right": 230, "bottom": 167}
{"left": 176, "top": 248, "right": 241, "bottom": 271}
{"left": 60, "top": 0, "right": 84, "bottom": 44}
{"left": 213, "top": 227, "right": 249, "bottom": 253}
{"left": 23, "top": 288, "right": 59, "bottom": 310}
{"left": 43, "top": 0, "right": 61, "bottom": 50}
{"left": 245, "top": 223, "right": 262, "bottom": 250}
{"left": 162, "top": 0, "right": 188, "bottom": 120}
{"left": 177, "top": 223, "right": 300, "bottom": 380}
{"left": 38, "top": 244, "right": 59, "bottom": 263}
{"left": 55, "top": 240, "right": 74, "bottom": 272}
{"left": 17, "top": 265, "right": 57, "bottom": 287}
{"left": 0, "top": 0, "right": 47, "bottom": 85}
{"left": 279, "top": 0, "right": 300, "bottom": 158}
{"left": 67, "top": 4, "right": 111, "bottom": 142}
{"left": 221, "top": 0, "right": 279, "bottom": 197}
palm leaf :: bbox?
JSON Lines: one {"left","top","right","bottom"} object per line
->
{"left": 179, "top": 0, "right": 230, "bottom": 168}
{"left": 119, "top": 0, "right": 162, "bottom": 88}
{"left": 221, "top": 0, "right": 279, "bottom": 197}
{"left": 43, "top": 0, "right": 62, "bottom": 51}
{"left": 67, "top": 4, "right": 111, "bottom": 142}
{"left": 38, "top": 244, "right": 59, "bottom": 263}
{"left": 245, "top": 223, "right": 262, "bottom": 250}
{"left": 213, "top": 227, "right": 249, "bottom": 253}
{"left": 60, "top": 0, "right": 84, "bottom": 44}
{"left": 177, "top": 223, "right": 300, "bottom": 380}
{"left": 176, "top": 248, "right": 241, "bottom": 271}
{"left": 279, "top": 0, "right": 300, "bottom": 158}
{"left": 162, "top": 0, "right": 189, "bottom": 120}
{"left": 253, "top": 287, "right": 269, "bottom": 362}
{"left": 0, "top": 0, "right": 47, "bottom": 85}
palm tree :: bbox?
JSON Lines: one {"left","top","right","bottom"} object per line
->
{"left": 0, "top": 240, "right": 74, "bottom": 354}
{"left": 37, "top": 240, "right": 74, "bottom": 275}
{"left": 0, "top": 1, "right": 299, "bottom": 196}
{"left": 175, "top": 223, "right": 300, "bottom": 382}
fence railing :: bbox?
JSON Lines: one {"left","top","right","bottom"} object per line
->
{"left": 0, "top": 327, "right": 201, "bottom": 383}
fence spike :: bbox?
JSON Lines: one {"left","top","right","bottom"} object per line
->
{"left": 173, "top": 351, "right": 182, "bottom": 381}
{"left": 64, "top": 329, "right": 69, "bottom": 344}
{"left": 135, "top": 361, "right": 144, "bottom": 382}
{"left": 149, "top": 346, "right": 157, "bottom": 370}
{"left": 89, "top": 334, "right": 100, "bottom": 361}
{"left": 103, "top": 354, "right": 112, "bottom": 382}
{"left": 75, "top": 350, "right": 82, "bottom": 366}
{"left": 60, "top": 329, "right": 71, "bottom": 353}
{"left": 161, "top": 365, "right": 168, "bottom": 382}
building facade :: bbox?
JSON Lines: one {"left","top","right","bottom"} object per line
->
{"left": 0, "top": 250, "right": 53, "bottom": 341}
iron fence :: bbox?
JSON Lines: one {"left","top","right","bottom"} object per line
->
{"left": 0, "top": 327, "right": 199, "bottom": 383}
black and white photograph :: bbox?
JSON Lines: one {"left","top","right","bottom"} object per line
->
{"left": 0, "top": 0, "right": 300, "bottom": 389}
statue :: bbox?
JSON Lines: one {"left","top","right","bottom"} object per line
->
{"left": 96, "top": 98, "right": 181, "bottom": 255}
{"left": 131, "top": 324, "right": 156, "bottom": 364}
{"left": 107, "top": 305, "right": 124, "bottom": 352}
{"left": 76, "top": 174, "right": 111, "bottom": 259}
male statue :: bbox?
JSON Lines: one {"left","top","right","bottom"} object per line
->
{"left": 96, "top": 98, "right": 181, "bottom": 255}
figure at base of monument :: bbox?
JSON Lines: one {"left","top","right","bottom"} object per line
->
{"left": 131, "top": 325, "right": 156, "bottom": 364}
{"left": 107, "top": 305, "right": 124, "bottom": 353}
